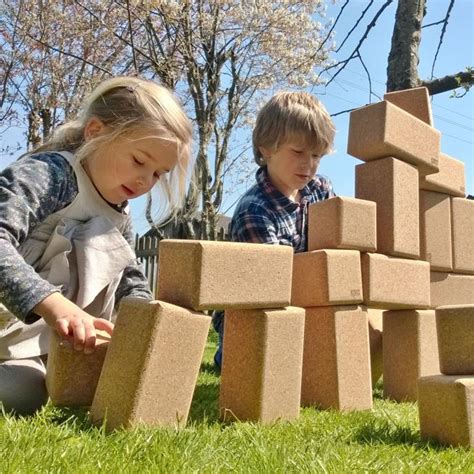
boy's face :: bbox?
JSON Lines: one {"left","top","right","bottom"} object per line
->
{"left": 260, "top": 141, "right": 322, "bottom": 201}
{"left": 83, "top": 120, "right": 178, "bottom": 205}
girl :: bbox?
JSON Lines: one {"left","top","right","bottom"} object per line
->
{"left": 0, "top": 77, "right": 193, "bottom": 415}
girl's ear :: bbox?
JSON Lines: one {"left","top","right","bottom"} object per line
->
{"left": 83, "top": 117, "right": 106, "bottom": 142}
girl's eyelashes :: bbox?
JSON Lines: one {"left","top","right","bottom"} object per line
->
{"left": 133, "top": 156, "right": 144, "bottom": 165}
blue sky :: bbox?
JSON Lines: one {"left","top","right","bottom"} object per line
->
{"left": 1, "top": 0, "right": 472, "bottom": 236}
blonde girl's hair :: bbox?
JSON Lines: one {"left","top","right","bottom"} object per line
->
{"left": 252, "top": 91, "right": 335, "bottom": 166}
{"left": 33, "top": 76, "right": 193, "bottom": 223}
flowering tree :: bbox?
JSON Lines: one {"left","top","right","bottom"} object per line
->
{"left": 1, "top": 0, "right": 336, "bottom": 238}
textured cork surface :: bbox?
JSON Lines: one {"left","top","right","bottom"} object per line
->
{"left": 383, "top": 86, "right": 433, "bottom": 125}
{"left": 156, "top": 240, "right": 293, "bottom": 310}
{"left": 420, "top": 152, "right": 466, "bottom": 197}
{"left": 292, "top": 250, "right": 362, "bottom": 307}
{"left": 361, "top": 253, "right": 430, "bottom": 309}
{"left": 365, "top": 307, "right": 384, "bottom": 388}
{"left": 347, "top": 100, "right": 440, "bottom": 176}
{"left": 308, "top": 196, "right": 377, "bottom": 252}
{"left": 356, "top": 157, "right": 419, "bottom": 259}
{"left": 436, "top": 304, "right": 474, "bottom": 375}
{"left": 219, "top": 307, "right": 305, "bottom": 423}
{"left": 301, "top": 306, "right": 372, "bottom": 411}
{"left": 383, "top": 310, "right": 440, "bottom": 402}
{"left": 418, "top": 375, "right": 474, "bottom": 448}
{"left": 419, "top": 190, "right": 452, "bottom": 271}
{"left": 46, "top": 330, "right": 110, "bottom": 407}
{"left": 90, "top": 298, "right": 210, "bottom": 431}
{"left": 430, "top": 272, "right": 474, "bottom": 308}
{"left": 451, "top": 198, "right": 474, "bottom": 274}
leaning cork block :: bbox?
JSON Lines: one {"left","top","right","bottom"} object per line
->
{"left": 361, "top": 253, "right": 430, "bottom": 309}
{"left": 451, "top": 197, "right": 474, "bottom": 274}
{"left": 436, "top": 305, "right": 474, "bottom": 375}
{"left": 383, "top": 86, "right": 433, "bottom": 126}
{"left": 356, "top": 157, "right": 419, "bottom": 259}
{"left": 366, "top": 308, "right": 384, "bottom": 388}
{"left": 46, "top": 330, "right": 110, "bottom": 407}
{"left": 420, "top": 190, "right": 452, "bottom": 271}
{"left": 219, "top": 307, "right": 305, "bottom": 423}
{"left": 420, "top": 152, "right": 466, "bottom": 197}
{"left": 347, "top": 100, "right": 440, "bottom": 176}
{"left": 157, "top": 240, "right": 293, "bottom": 310}
{"left": 383, "top": 310, "right": 439, "bottom": 402}
{"left": 301, "top": 305, "right": 372, "bottom": 411}
{"left": 418, "top": 375, "right": 474, "bottom": 448}
{"left": 90, "top": 298, "right": 210, "bottom": 431}
{"left": 430, "top": 272, "right": 474, "bottom": 308}
{"left": 292, "top": 249, "right": 362, "bottom": 307}
{"left": 307, "top": 196, "right": 376, "bottom": 252}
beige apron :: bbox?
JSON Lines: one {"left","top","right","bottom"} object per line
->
{"left": 0, "top": 151, "right": 136, "bottom": 359}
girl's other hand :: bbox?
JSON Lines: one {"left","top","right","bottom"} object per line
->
{"left": 33, "top": 292, "right": 114, "bottom": 354}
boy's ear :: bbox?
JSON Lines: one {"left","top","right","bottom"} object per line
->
{"left": 259, "top": 146, "right": 270, "bottom": 160}
{"left": 83, "top": 117, "right": 106, "bottom": 141}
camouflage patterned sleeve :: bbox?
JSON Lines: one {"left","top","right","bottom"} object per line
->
{"left": 0, "top": 153, "right": 78, "bottom": 321}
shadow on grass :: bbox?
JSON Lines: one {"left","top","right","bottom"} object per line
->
{"left": 188, "top": 378, "right": 220, "bottom": 424}
{"left": 353, "top": 419, "right": 448, "bottom": 451}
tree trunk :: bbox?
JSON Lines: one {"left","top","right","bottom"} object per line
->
{"left": 386, "top": 0, "right": 426, "bottom": 92}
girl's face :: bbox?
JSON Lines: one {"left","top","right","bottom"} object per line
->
{"left": 83, "top": 122, "right": 178, "bottom": 205}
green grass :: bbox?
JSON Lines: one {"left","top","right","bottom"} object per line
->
{"left": 1, "top": 333, "right": 472, "bottom": 473}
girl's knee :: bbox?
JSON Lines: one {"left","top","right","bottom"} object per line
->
{"left": 0, "top": 358, "right": 48, "bottom": 416}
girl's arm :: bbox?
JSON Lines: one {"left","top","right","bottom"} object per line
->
{"left": 114, "top": 221, "right": 154, "bottom": 306}
{"left": 0, "top": 153, "right": 77, "bottom": 321}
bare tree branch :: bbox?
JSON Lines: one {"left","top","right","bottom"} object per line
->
{"left": 422, "top": 70, "right": 474, "bottom": 95}
{"left": 430, "top": 0, "right": 456, "bottom": 79}
{"left": 336, "top": 0, "right": 375, "bottom": 53}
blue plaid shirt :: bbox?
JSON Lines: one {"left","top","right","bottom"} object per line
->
{"left": 229, "top": 166, "right": 335, "bottom": 253}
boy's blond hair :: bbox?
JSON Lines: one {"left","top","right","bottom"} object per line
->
{"left": 33, "top": 76, "right": 193, "bottom": 223}
{"left": 252, "top": 91, "right": 335, "bottom": 166}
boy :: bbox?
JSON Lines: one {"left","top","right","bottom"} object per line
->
{"left": 213, "top": 91, "right": 336, "bottom": 369}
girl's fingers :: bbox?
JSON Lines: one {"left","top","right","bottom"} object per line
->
{"left": 83, "top": 320, "right": 97, "bottom": 355}
{"left": 55, "top": 318, "right": 70, "bottom": 338}
{"left": 94, "top": 318, "right": 114, "bottom": 336}
{"left": 70, "top": 317, "right": 86, "bottom": 351}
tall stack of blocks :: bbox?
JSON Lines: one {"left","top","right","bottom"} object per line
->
{"left": 418, "top": 305, "right": 474, "bottom": 448}
{"left": 292, "top": 196, "right": 374, "bottom": 411}
{"left": 347, "top": 87, "right": 445, "bottom": 402}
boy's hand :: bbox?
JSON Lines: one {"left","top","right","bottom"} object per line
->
{"left": 33, "top": 292, "right": 114, "bottom": 354}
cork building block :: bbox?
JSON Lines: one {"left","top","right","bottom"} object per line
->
{"left": 46, "top": 330, "right": 110, "bottom": 407}
{"left": 418, "top": 375, "right": 474, "bottom": 448}
{"left": 420, "top": 152, "right": 466, "bottom": 197}
{"left": 347, "top": 100, "right": 440, "bottom": 176}
{"left": 383, "top": 310, "right": 439, "bottom": 402}
{"left": 308, "top": 196, "right": 377, "bottom": 252}
{"left": 292, "top": 250, "right": 362, "bottom": 307}
{"left": 356, "top": 157, "right": 419, "bottom": 259}
{"left": 301, "top": 306, "right": 372, "bottom": 411}
{"left": 157, "top": 240, "right": 293, "bottom": 311}
{"left": 219, "top": 307, "right": 305, "bottom": 423}
{"left": 430, "top": 272, "right": 474, "bottom": 308}
{"left": 361, "top": 253, "right": 430, "bottom": 309}
{"left": 419, "top": 190, "right": 452, "bottom": 271}
{"left": 436, "top": 304, "right": 474, "bottom": 375}
{"left": 383, "top": 86, "right": 433, "bottom": 126}
{"left": 90, "top": 299, "right": 210, "bottom": 431}
{"left": 366, "top": 308, "right": 384, "bottom": 388}
{"left": 451, "top": 198, "right": 474, "bottom": 274}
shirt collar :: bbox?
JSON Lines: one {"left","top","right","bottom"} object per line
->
{"left": 256, "top": 166, "right": 317, "bottom": 211}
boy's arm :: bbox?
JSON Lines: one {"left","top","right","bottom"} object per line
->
{"left": 0, "top": 153, "right": 78, "bottom": 322}
{"left": 231, "top": 204, "right": 280, "bottom": 245}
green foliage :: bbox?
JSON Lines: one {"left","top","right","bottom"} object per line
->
{"left": 450, "top": 66, "right": 474, "bottom": 98}
{"left": 1, "top": 335, "right": 473, "bottom": 473}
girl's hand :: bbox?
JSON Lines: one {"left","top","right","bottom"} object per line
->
{"left": 33, "top": 292, "right": 114, "bottom": 354}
